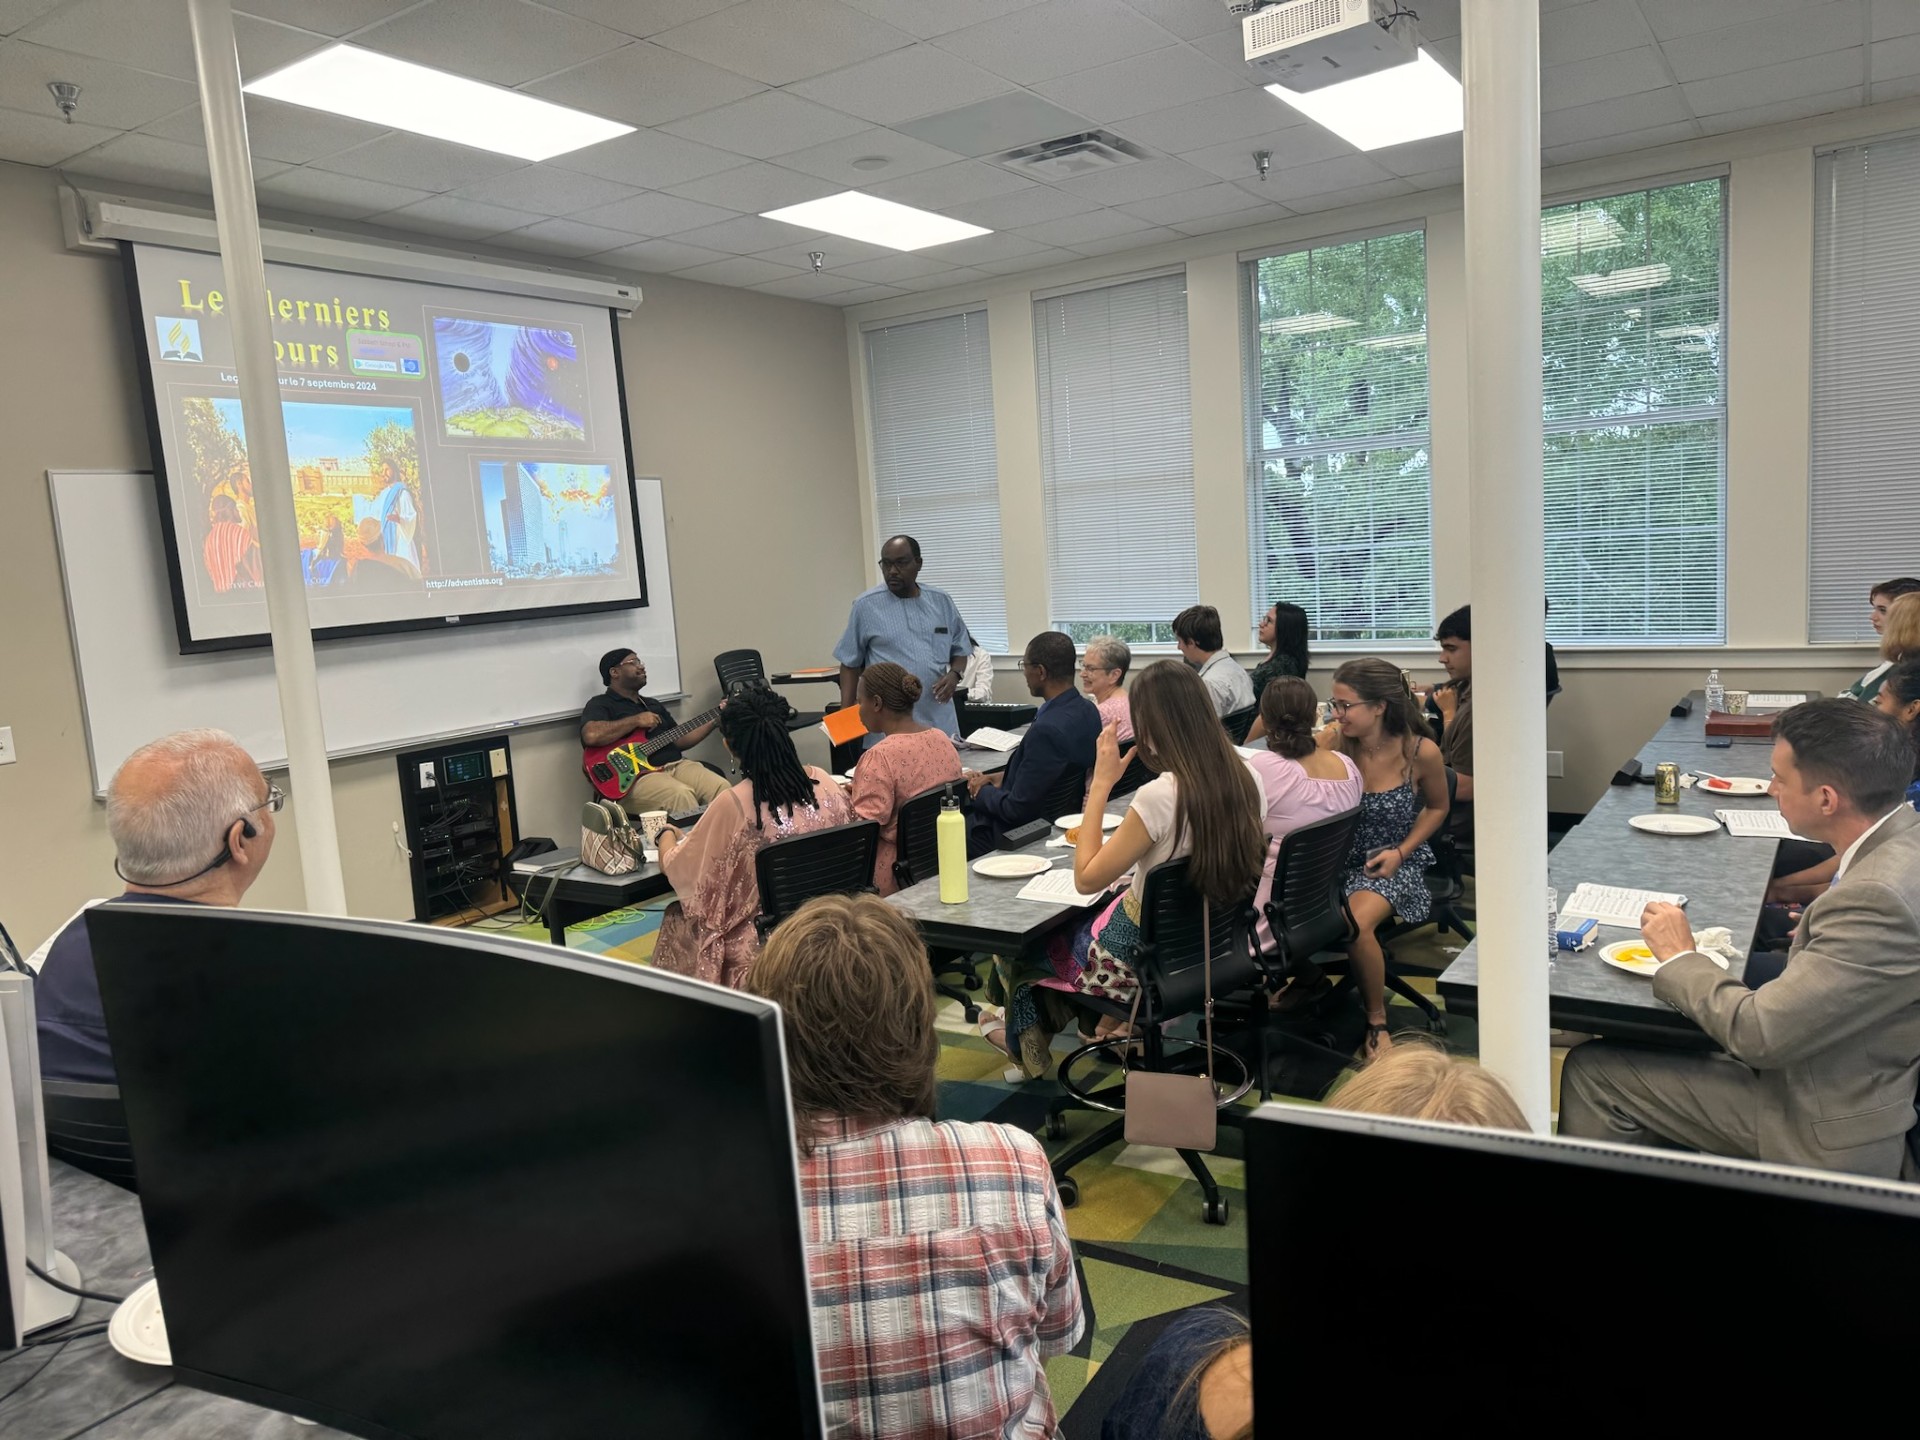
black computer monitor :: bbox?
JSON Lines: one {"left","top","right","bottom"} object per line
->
{"left": 1244, "top": 1104, "right": 1920, "bottom": 1409}
{"left": 88, "top": 904, "right": 823, "bottom": 1439}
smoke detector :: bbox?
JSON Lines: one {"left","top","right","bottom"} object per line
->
{"left": 989, "top": 130, "right": 1148, "bottom": 181}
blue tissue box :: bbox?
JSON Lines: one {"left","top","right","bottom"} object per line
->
{"left": 1557, "top": 918, "right": 1598, "bottom": 952}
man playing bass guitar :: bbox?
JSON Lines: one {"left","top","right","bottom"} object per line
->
{"left": 580, "top": 649, "right": 731, "bottom": 814}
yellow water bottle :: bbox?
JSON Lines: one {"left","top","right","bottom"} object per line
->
{"left": 937, "top": 783, "right": 969, "bottom": 905}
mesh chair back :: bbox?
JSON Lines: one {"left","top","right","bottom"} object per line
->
{"left": 1133, "top": 858, "right": 1262, "bottom": 1018}
{"left": 754, "top": 820, "right": 880, "bottom": 940}
{"left": 43, "top": 1080, "right": 138, "bottom": 1193}
{"left": 1222, "top": 705, "right": 1258, "bottom": 745}
{"left": 714, "top": 648, "right": 768, "bottom": 696}
{"left": 1040, "top": 767, "right": 1089, "bottom": 824}
{"left": 1110, "top": 752, "right": 1153, "bottom": 798}
{"left": 892, "top": 784, "right": 951, "bottom": 890}
{"left": 955, "top": 697, "right": 1038, "bottom": 736}
{"left": 1265, "top": 807, "right": 1364, "bottom": 968}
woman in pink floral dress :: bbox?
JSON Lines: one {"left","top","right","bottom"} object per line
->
{"left": 846, "top": 662, "right": 963, "bottom": 895}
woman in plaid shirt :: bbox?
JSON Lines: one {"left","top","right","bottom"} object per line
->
{"left": 750, "top": 895, "right": 1085, "bottom": 1438}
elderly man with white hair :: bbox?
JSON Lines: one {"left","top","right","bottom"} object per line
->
{"left": 36, "top": 728, "right": 280, "bottom": 1084}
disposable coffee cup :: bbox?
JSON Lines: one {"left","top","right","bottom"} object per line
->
{"left": 638, "top": 810, "right": 670, "bottom": 846}
{"left": 1724, "top": 690, "right": 1749, "bottom": 714}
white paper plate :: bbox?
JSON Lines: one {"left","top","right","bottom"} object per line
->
{"left": 1600, "top": 939, "right": 1729, "bottom": 978}
{"left": 973, "top": 853, "right": 1053, "bottom": 878}
{"left": 1629, "top": 812, "right": 1721, "bottom": 836}
{"left": 1054, "top": 812, "right": 1122, "bottom": 832}
{"left": 108, "top": 1278, "right": 171, "bottom": 1367}
{"left": 1696, "top": 776, "right": 1768, "bottom": 796}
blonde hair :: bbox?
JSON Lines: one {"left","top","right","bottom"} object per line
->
{"left": 1330, "top": 1039, "right": 1527, "bottom": 1130}
{"left": 1882, "top": 593, "right": 1920, "bottom": 662}
{"left": 746, "top": 894, "right": 938, "bottom": 1153}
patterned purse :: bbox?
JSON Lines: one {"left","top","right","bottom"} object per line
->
{"left": 1122, "top": 898, "right": 1219, "bottom": 1153}
{"left": 579, "top": 800, "right": 643, "bottom": 876}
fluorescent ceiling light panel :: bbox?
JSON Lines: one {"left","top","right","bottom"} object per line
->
{"left": 1540, "top": 210, "right": 1626, "bottom": 258}
{"left": 1264, "top": 50, "right": 1462, "bottom": 153}
{"left": 760, "top": 192, "right": 989, "bottom": 252}
{"left": 1571, "top": 263, "right": 1672, "bottom": 298}
{"left": 1262, "top": 311, "right": 1358, "bottom": 337}
{"left": 245, "top": 45, "right": 633, "bottom": 162}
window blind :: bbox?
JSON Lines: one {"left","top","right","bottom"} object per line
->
{"left": 864, "top": 308, "right": 1007, "bottom": 650}
{"left": 1540, "top": 177, "right": 1726, "bottom": 645}
{"left": 1034, "top": 271, "right": 1197, "bottom": 644}
{"left": 1244, "top": 228, "right": 1432, "bottom": 643}
{"left": 1809, "top": 138, "right": 1920, "bottom": 643}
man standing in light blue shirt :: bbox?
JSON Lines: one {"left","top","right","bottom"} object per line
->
{"left": 837, "top": 534, "right": 973, "bottom": 738}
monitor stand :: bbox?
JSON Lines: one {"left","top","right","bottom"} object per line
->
{"left": 22, "top": 1248, "right": 81, "bottom": 1334}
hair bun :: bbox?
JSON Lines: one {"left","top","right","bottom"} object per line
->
{"left": 901, "top": 672, "right": 923, "bottom": 704}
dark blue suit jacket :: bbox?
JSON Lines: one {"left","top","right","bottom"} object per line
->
{"left": 967, "top": 689, "right": 1101, "bottom": 855}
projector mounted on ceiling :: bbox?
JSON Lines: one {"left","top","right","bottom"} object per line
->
{"left": 1242, "top": 0, "right": 1420, "bottom": 93}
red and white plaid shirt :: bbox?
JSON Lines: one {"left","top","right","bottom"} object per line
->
{"left": 800, "top": 1115, "right": 1085, "bottom": 1438}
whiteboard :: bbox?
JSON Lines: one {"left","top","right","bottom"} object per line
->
{"left": 49, "top": 469, "right": 680, "bottom": 794}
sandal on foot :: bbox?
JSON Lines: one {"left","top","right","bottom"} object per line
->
{"left": 1361, "top": 1022, "right": 1392, "bottom": 1061}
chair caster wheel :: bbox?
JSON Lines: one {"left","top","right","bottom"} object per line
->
{"left": 964, "top": 974, "right": 983, "bottom": 991}
{"left": 1431, "top": 1016, "right": 1448, "bottom": 1037}
{"left": 1043, "top": 1112, "right": 1068, "bottom": 1141}
{"left": 1056, "top": 1175, "right": 1079, "bottom": 1208}
{"left": 963, "top": 1005, "right": 981, "bottom": 1025}
{"left": 1202, "top": 1197, "right": 1229, "bottom": 1226}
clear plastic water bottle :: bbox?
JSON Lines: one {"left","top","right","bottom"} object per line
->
{"left": 1705, "top": 668, "right": 1725, "bottom": 714}
{"left": 1547, "top": 886, "right": 1559, "bottom": 962}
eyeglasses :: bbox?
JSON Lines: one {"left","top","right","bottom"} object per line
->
{"left": 1327, "top": 699, "right": 1374, "bottom": 715}
{"left": 877, "top": 556, "right": 915, "bottom": 572}
{"left": 256, "top": 781, "right": 286, "bottom": 815}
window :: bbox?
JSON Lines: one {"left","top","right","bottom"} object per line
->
{"left": 1034, "top": 271, "right": 1196, "bottom": 644}
{"left": 864, "top": 308, "right": 1007, "bottom": 650}
{"left": 1541, "top": 177, "right": 1726, "bottom": 645}
{"left": 1245, "top": 229, "right": 1432, "bottom": 643}
{"left": 1809, "top": 138, "right": 1920, "bottom": 642}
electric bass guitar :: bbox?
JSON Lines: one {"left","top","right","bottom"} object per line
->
{"left": 582, "top": 707, "right": 722, "bottom": 800}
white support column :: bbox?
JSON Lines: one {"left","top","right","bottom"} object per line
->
{"left": 187, "top": 0, "right": 347, "bottom": 915}
{"left": 1462, "top": 0, "right": 1550, "bottom": 1130}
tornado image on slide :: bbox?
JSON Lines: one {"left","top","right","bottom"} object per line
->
{"left": 432, "top": 316, "right": 589, "bottom": 442}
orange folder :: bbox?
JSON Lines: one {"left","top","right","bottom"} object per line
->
{"left": 820, "top": 707, "right": 868, "bottom": 746}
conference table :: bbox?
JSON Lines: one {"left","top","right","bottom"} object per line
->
{"left": 1437, "top": 692, "right": 1807, "bottom": 1046}
{"left": 515, "top": 856, "right": 673, "bottom": 946}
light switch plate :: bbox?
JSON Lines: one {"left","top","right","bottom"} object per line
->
{"left": 1546, "top": 750, "right": 1565, "bottom": 778}
{"left": 0, "top": 727, "right": 13, "bottom": 765}
{"left": 488, "top": 747, "right": 507, "bottom": 778}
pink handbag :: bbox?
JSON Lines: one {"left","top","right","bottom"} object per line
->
{"left": 1122, "top": 898, "right": 1219, "bottom": 1153}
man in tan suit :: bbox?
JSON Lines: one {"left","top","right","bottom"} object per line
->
{"left": 1561, "top": 699, "right": 1920, "bottom": 1179}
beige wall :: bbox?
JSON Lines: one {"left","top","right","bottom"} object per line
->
{"left": 0, "top": 159, "right": 862, "bottom": 952}
{"left": 860, "top": 98, "right": 1920, "bottom": 815}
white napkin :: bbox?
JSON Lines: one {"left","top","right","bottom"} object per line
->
{"left": 1690, "top": 926, "right": 1744, "bottom": 968}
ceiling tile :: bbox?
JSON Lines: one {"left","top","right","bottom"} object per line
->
{"left": 833, "top": 250, "right": 963, "bottom": 283}
{"left": 671, "top": 211, "right": 823, "bottom": 253}
{"left": 548, "top": 127, "right": 747, "bottom": 188}
{"left": 913, "top": 227, "right": 1056, "bottom": 266}
{"left": 1116, "top": 0, "right": 1236, "bottom": 41}
{"left": 1542, "top": 119, "right": 1699, "bottom": 165}
{"left": 0, "top": 0, "right": 65, "bottom": 38}
{"left": 312, "top": 132, "right": 526, "bottom": 190}
{"left": 775, "top": 125, "right": 965, "bottom": 186}
{"left": 588, "top": 236, "right": 734, "bottom": 270}
{"left": 895, "top": 92, "right": 1094, "bottom": 156}
{"left": 569, "top": 188, "right": 741, "bottom": 235}
{"left": 1542, "top": 44, "right": 1672, "bottom": 111}
{"left": 1170, "top": 202, "right": 1291, "bottom": 235}
{"left": 972, "top": 244, "right": 1076, "bottom": 272}
{"left": 749, "top": 271, "right": 872, "bottom": 300}
{"left": 750, "top": 230, "right": 898, "bottom": 266}
{"left": 864, "top": 158, "right": 1035, "bottom": 208}
{"left": 535, "top": 0, "right": 743, "bottom": 38}
{"left": 141, "top": 97, "right": 389, "bottom": 165}
{"left": 1016, "top": 207, "right": 1154, "bottom": 245}
{"left": 1048, "top": 154, "right": 1216, "bottom": 203}
{"left": 254, "top": 164, "right": 430, "bottom": 218}
{"left": 1410, "top": 0, "right": 1460, "bottom": 39}
{"left": 1370, "top": 133, "right": 1463, "bottom": 179}
{"left": 354, "top": 0, "right": 630, "bottom": 86}
{"left": 831, "top": 282, "right": 911, "bottom": 302}
{"left": 1868, "top": 71, "right": 1920, "bottom": 103}
{"left": 1538, "top": 0, "right": 1655, "bottom": 66}
{"left": 1117, "top": 179, "right": 1266, "bottom": 226}
{"left": 233, "top": 0, "right": 419, "bottom": 36}
{"left": 20, "top": 3, "right": 326, "bottom": 84}
{"left": 1693, "top": 85, "right": 1865, "bottom": 134}
{"left": 652, "top": 0, "right": 914, "bottom": 86}
{"left": 0, "top": 40, "right": 198, "bottom": 131}
{"left": 1661, "top": 0, "right": 1863, "bottom": 81}
{"left": 662, "top": 160, "right": 840, "bottom": 213}
{"left": 672, "top": 254, "right": 811, "bottom": 286}
{"left": 933, "top": 0, "right": 1178, "bottom": 85}
{"left": 63, "top": 131, "right": 242, "bottom": 191}
{"left": 370, "top": 193, "right": 538, "bottom": 239}
{"left": 1680, "top": 47, "right": 1864, "bottom": 115}
{"left": 1065, "top": 225, "right": 1178, "bottom": 255}
{"left": 1540, "top": 86, "right": 1693, "bottom": 147}
{"left": 1180, "top": 124, "right": 1353, "bottom": 182}
{"left": 941, "top": 182, "right": 1096, "bottom": 227}
{"left": 1876, "top": 32, "right": 1920, "bottom": 81}
{"left": 1186, "top": 24, "right": 1247, "bottom": 70}
{"left": 493, "top": 215, "right": 639, "bottom": 256}
{"left": 1253, "top": 153, "right": 1395, "bottom": 203}
{"left": 450, "top": 165, "right": 638, "bottom": 215}
{"left": 1032, "top": 43, "right": 1244, "bottom": 123}
{"left": 1120, "top": 88, "right": 1304, "bottom": 155}
{"left": 888, "top": 264, "right": 990, "bottom": 289}
{"left": 1401, "top": 164, "right": 1463, "bottom": 191}
{"left": 0, "top": 104, "right": 121, "bottom": 164}
{"left": 788, "top": 43, "right": 1013, "bottom": 125}
{"left": 839, "top": 0, "right": 1042, "bottom": 41}
{"left": 1642, "top": 0, "right": 1828, "bottom": 41}
{"left": 520, "top": 41, "right": 765, "bottom": 128}
{"left": 1282, "top": 176, "right": 1414, "bottom": 214}
{"left": 661, "top": 90, "right": 870, "bottom": 158}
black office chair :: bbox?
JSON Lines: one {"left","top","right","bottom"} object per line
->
{"left": 43, "top": 1080, "right": 138, "bottom": 1193}
{"left": 893, "top": 783, "right": 984, "bottom": 1021}
{"left": 1380, "top": 767, "right": 1474, "bottom": 950}
{"left": 715, "top": 649, "right": 823, "bottom": 731}
{"left": 1222, "top": 704, "right": 1258, "bottom": 745}
{"left": 954, "top": 697, "right": 1038, "bottom": 736}
{"left": 752, "top": 819, "right": 880, "bottom": 941}
{"left": 1039, "top": 766, "right": 1089, "bottom": 825}
{"left": 1040, "top": 858, "right": 1259, "bottom": 1225}
{"left": 1109, "top": 751, "right": 1153, "bottom": 798}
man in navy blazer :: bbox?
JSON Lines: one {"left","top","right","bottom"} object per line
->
{"left": 963, "top": 631, "right": 1101, "bottom": 857}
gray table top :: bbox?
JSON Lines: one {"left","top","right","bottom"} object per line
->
{"left": 1438, "top": 691, "right": 1810, "bottom": 1034}
{"left": 5, "top": 1162, "right": 353, "bottom": 1439}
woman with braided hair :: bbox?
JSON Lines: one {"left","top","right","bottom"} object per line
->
{"left": 653, "top": 684, "right": 852, "bottom": 987}
{"left": 846, "top": 662, "right": 962, "bottom": 895}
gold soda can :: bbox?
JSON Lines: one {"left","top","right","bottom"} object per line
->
{"left": 1654, "top": 762, "right": 1680, "bottom": 805}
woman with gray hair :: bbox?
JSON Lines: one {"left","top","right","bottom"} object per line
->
{"left": 1079, "top": 635, "right": 1133, "bottom": 741}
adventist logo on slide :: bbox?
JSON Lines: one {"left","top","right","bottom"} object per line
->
{"left": 155, "top": 317, "right": 202, "bottom": 361}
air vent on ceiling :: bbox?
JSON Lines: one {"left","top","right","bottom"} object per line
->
{"left": 989, "top": 130, "right": 1148, "bottom": 181}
